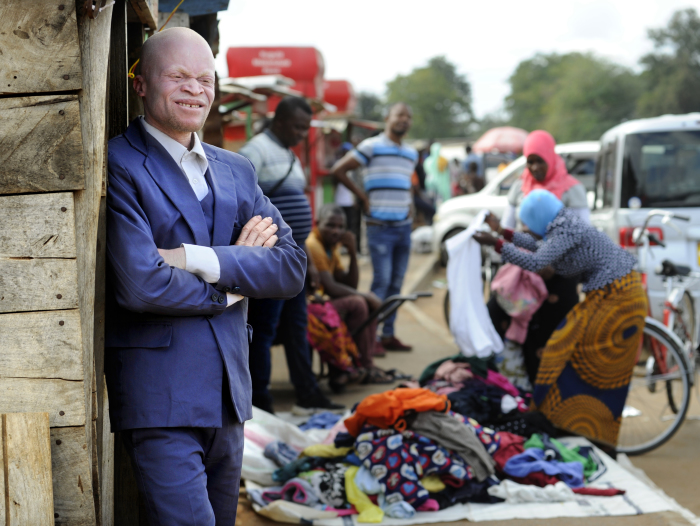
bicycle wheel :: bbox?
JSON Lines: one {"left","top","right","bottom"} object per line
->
{"left": 617, "top": 321, "right": 690, "bottom": 456}
{"left": 666, "top": 292, "right": 695, "bottom": 413}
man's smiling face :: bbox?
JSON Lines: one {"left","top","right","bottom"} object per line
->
{"left": 135, "top": 28, "right": 216, "bottom": 142}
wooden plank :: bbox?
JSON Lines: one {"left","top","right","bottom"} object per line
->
{"left": 0, "top": 95, "right": 85, "bottom": 195}
{"left": 0, "top": 0, "right": 82, "bottom": 94}
{"left": 0, "top": 310, "right": 83, "bottom": 380}
{"left": 0, "top": 193, "right": 77, "bottom": 258}
{"left": 128, "top": 0, "right": 158, "bottom": 29}
{"left": 0, "top": 415, "right": 4, "bottom": 526}
{"left": 0, "top": 379, "right": 85, "bottom": 428}
{"left": 51, "top": 426, "right": 96, "bottom": 526}
{"left": 0, "top": 259, "right": 78, "bottom": 314}
{"left": 3, "top": 412, "right": 54, "bottom": 526}
{"left": 75, "top": 4, "right": 115, "bottom": 521}
{"left": 100, "top": 383, "right": 114, "bottom": 526}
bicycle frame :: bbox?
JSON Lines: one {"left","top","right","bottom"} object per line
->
{"left": 633, "top": 210, "right": 694, "bottom": 378}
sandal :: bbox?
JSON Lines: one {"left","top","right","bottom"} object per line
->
{"left": 361, "top": 367, "right": 396, "bottom": 385}
{"left": 384, "top": 368, "right": 413, "bottom": 381}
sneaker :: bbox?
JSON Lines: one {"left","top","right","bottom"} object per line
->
{"left": 381, "top": 335, "right": 413, "bottom": 351}
{"left": 292, "top": 393, "right": 345, "bottom": 416}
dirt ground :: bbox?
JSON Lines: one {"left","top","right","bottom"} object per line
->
{"left": 244, "top": 253, "right": 700, "bottom": 525}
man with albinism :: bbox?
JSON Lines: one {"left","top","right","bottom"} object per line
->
{"left": 104, "top": 27, "right": 306, "bottom": 525}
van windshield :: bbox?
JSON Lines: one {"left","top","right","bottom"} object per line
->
{"left": 621, "top": 131, "right": 700, "bottom": 208}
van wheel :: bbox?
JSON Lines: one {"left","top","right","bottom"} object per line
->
{"left": 439, "top": 228, "right": 465, "bottom": 267}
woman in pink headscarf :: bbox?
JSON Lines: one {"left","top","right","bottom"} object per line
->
{"left": 487, "top": 131, "right": 588, "bottom": 385}
{"left": 502, "top": 130, "right": 589, "bottom": 229}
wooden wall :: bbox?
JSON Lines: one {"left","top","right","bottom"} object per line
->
{"left": 0, "top": 0, "right": 115, "bottom": 523}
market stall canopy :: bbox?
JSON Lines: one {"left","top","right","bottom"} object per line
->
{"left": 323, "top": 80, "right": 356, "bottom": 115}
{"left": 472, "top": 126, "right": 529, "bottom": 154}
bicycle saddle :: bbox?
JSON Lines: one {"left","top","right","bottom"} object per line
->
{"left": 656, "top": 259, "right": 691, "bottom": 277}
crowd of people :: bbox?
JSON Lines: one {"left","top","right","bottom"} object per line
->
{"left": 103, "top": 26, "right": 647, "bottom": 524}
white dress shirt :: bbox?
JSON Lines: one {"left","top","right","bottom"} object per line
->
{"left": 141, "top": 117, "right": 242, "bottom": 306}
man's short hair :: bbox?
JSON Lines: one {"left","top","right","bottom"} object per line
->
{"left": 384, "top": 102, "right": 412, "bottom": 118}
{"left": 274, "top": 97, "right": 312, "bottom": 122}
{"left": 318, "top": 204, "right": 345, "bottom": 226}
{"left": 466, "top": 145, "right": 472, "bottom": 154}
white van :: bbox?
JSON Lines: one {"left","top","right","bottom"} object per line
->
{"left": 591, "top": 114, "right": 700, "bottom": 320}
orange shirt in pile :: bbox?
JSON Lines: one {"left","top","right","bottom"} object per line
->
{"left": 344, "top": 388, "right": 450, "bottom": 436}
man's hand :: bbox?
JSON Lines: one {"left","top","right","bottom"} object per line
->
{"left": 307, "top": 260, "right": 320, "bottom": 291}
{"left": 235, "top": 216, "right": 279, "bottom": 247}
{"left": 472, "top": 231, "right": 498, "bottom": 246}
{"left": 485, "top": 212, "right": 502, "bottom": 235}
{"left": 158, "top": 247, "right": 187, "bottom": 269}
{"left": 538, "top": 265, "right": 556, "bottom": 281}
{"left": 359, "top": 194, "right": 370, "bottom": 214}
{"left": 339, "top": 231, "right": 357, "bottom": 255}
{"left": 362, "top": 291, "right": 383, "bottom": 311}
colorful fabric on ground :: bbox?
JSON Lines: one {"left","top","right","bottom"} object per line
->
{"left": 264, "top": 440, "right": 300, "bottom": 467}
{"left": 298, "top": 463, "right": 349, "bottom": 508}
{"left": 524, "top": 433, "right": 600, "bottom": 480}
{"left": 354, "top": 427, "right": 475, "bottom": 507}
{"left": 533, "top": 271, "right": 647, "bottom": 446}
{"left": 307, "top": 301, "right": 360, "bottom": 373}
{"left": 419, "top": 354, "right": 492, "bottom": 384}
{"left": 302, "top": 445, "right": 352, "bottom": 459}
{"left": 344, "top": 465, "right": 384, "bottom": 523}
{"left": 344, "top": 388, "right": 450, "bottom": 436}
{"left": 299, "top": 411, "right": 343, "bottom": 431}
{"left": 503, "top": 448, "right": 584, "bottom": 488}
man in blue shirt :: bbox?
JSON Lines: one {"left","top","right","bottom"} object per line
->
{"left": 330, "top": 103, "right": 417, "bottom": 351}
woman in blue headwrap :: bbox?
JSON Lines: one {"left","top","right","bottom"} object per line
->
{"left": 474, "top": 189, "right": 647, "bottom": 448}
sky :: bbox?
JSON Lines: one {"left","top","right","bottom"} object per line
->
{"left": 216, "top": 0, "right": 699, "bottom": 118}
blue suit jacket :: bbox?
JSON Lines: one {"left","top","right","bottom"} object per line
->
{"left": 105, "top": 119, "right": 306, "bottom": 431}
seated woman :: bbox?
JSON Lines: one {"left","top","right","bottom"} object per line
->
{"left": 488, "top": 130, "right": 589, "bottom": 384}
{"left": 474, "top": 190, "right": 647, "bottom": 448}
{"left": 306, "top": 205, "right": 393, "bottom": 386}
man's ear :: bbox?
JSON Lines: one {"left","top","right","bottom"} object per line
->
{"left": 133, "top": 75, "right": 146, "bottom": 98}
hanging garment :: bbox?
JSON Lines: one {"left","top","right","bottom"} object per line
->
{"left": 446, "top": 210, "right": 503, "bottom": 358}
{"left": 490, "top": 263, "right": 548, "bottom": 344}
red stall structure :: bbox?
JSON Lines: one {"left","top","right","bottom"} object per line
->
{"left": 222, "top": 46, "right": 373, "bottom": 214}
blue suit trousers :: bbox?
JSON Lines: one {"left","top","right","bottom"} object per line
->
{"left": 122, "top": 392, "right": 243, "bottom": 526}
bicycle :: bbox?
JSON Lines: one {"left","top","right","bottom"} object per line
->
{"left": 617, "top": 209, "right": 695, "bottom": 455}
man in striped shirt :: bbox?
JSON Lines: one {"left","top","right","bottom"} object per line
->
{"left": 330, "top": 103, "right": 417, "bottom": 351}
{"left": 240, "top": 97, "right": 343, "bottom": 415}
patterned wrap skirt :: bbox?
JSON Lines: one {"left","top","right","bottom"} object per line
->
{"left": 533, "top": 271, "right": 648, "bottom": 446}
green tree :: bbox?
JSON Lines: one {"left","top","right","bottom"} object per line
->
{"left": 637, "top": 8, "right": 700, "bottom": 117}
{"left": 386, "top": 56, "right": 473, "bottom": 138}
{"left": 356, "top": 91, "right": 384, "bottom": 121}
{"left": 506, "top": 52, "right": 641, "bottom": 142}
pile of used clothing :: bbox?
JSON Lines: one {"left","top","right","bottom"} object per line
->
{"left": 247, "top": 386, "right": 623, "bottom": 523}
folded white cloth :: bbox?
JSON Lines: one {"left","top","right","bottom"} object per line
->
{"left": 488, "top": 480, "right": 576, "bottom": 503}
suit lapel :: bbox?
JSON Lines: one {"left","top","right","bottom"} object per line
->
{"left": 206, "top": 153, "right": 238, "bottom": 247}
{"left": 141, "top": 131, "right": 210, "bottom": 247}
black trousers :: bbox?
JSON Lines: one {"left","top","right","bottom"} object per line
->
{"left": 488, "top": 274, "right": 579, "bottom": 383}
